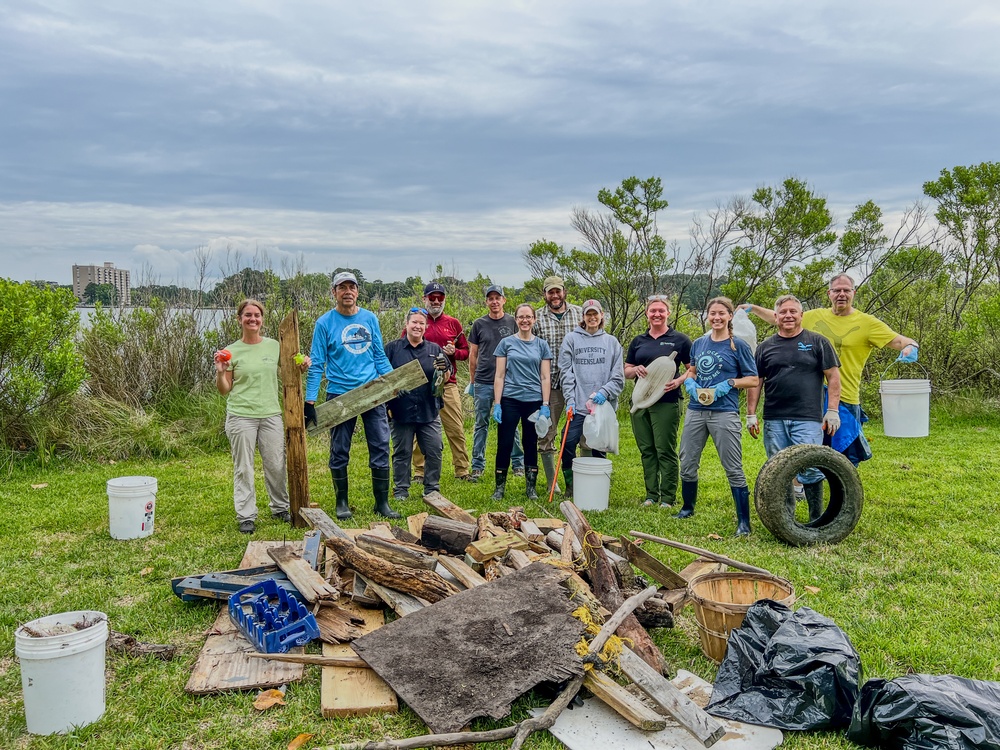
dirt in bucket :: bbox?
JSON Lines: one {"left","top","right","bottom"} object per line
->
{"left": 20, "top": 613, "right": 106, "bottom": 638}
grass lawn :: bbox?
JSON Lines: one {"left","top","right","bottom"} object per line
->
{"left": 1, "top": 402, "right": 999, "bottom": 749}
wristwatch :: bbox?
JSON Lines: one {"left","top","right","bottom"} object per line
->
{"left": 727, "top": 379, "right": 736, "bottom": 387}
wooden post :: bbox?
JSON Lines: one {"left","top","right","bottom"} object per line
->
{"left": 307, "top": 359, "right": 427, "bottom": 435}
{"left": 279, "top": 309, "right": 309, "bottom": 528}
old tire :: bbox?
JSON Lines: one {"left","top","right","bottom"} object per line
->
{"left": 754, "top": 444, "right": 863, "bottom": 547}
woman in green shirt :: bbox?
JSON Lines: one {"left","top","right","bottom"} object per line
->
{"left": 215, "top": 299, "right": 310, "bottom": 534}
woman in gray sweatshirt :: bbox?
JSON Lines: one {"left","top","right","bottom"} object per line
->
{"left": 557, "top": 299, "right": 625, "bottom": 498}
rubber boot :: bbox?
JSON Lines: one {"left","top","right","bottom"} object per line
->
{"left": 492, "top": 469, "right": 508, "bottom": 500}
{"left": 562, "top": 468, "right": 574, "bottom": 500}
{"left": 804, "top": 481, "right": 824, "bottom": 522}
{"left": 331, "top": 468, "right": 352, "bottom": 520}
{"left": 732, "top": 485, "right": 751, "bottom": 537}
{"left": 675, "top": 480, "right": 697, "bottom": 519}
{"left": 372, "top": 467, "right": 401, "bottom": 519}
{"left": 525, "top": 468, "right": 539, "bottom": 500}
{"left": 541, "top": 452, "right": 560, "bottom": 495}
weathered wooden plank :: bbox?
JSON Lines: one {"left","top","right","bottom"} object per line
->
{"left": 629, "top": 531, "right": 770, "bottom": 575}
{"left": 620, "top": 536, "right": 688, "bottom": 590}
{"left": 308, "top": 359, "right": 427, "bottom": 435}
{"left": 504, "top": 548, "right": 533, "bottom": 570}
{"left": 314, "top": 602, "right": 367, "bottom": 643}
{"left": 279, "top": 310, "right": 309, "bottom": 528}
{"left": 357, "top": 574, "right": 427, "bottom": 617}
{"left": 422, "top": 491, "right": 478, "bottom": 525}
{"left": 299, "top": 506, "right": 353, "bottom": 542}
{"left": 407, "top": 512, "right": 429, "bottom": 538}
{"left": 249, "top": 652, "right": 367, "bottom": 668}
{"left": 531, "top": 517, "right": 564, "bottom": 533}
{"left": 435, "top": 555, "right": 487, "bottom": 589}
{"left": 321, "top": 599, "right": 397, "bottom": 717}
{"left": 519, "top": 519, "right": 545, "bottom": 543}
{"left": 268, "top": 545, "right": 339, "bottom": 602}
{"left": 618, "top": 648, "right": 726, "bottom": 746}
{"left": 583, "top": 670, "right": 667, "bottom": 731}
{"left": 357, "top": 533, "right": 438, "bottom": 570}
{"left": 465, "top": 531, "right": 530, "bottom": 563}
{"left": 185, "top": 541, "right": 305, "bottom": 695}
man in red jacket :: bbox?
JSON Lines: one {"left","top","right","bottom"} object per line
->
{"left": 411, "top": 282, "right": 475, "bottom": 482}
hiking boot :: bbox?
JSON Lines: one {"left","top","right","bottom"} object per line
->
{"left": 470, "top": 469, "right": 484, "bottom": 480}
{"left": 512, "top": 467, "right": 525, "bottom": 478}
{"left": 271, "top": 510, "right": 292, "bottom": 524}
{"left": 238, "top": 519, "right": 255, "bottom": 534}
{"left": 457, "top": 474, "right": 478, "bottom": 483}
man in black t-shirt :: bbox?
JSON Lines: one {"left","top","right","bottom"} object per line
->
{"left": 468, "top": 284, "right": 524, "bottom": 479}
{"left": 746, "top": 294, "right": 842, "bottom": 520}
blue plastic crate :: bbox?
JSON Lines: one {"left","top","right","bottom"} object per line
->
{"left": 228, "top": 579, "right": 320, "bottom": 653}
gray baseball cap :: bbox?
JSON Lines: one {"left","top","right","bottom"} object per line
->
{"left": 484, "top": 283, "right": 504, "bottom": 297}
{"left": 332, "top": 271, "right": 358, "bottom": 287}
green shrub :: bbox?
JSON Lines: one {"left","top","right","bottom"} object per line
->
{"left": 0, "top": 279, "right": 85, "bottom": 449}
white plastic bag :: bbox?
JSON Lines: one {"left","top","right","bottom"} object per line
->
{"left": 732, "top": 307, "right": 757, "bottom": 354}
{"left": 528, "top": 410, "right": 552, "bottom": 439}
{"left": 582, "top": 402, "right": 619, "bottom": 454}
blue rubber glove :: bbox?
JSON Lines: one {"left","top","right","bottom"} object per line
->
{"left": 539, "top": 404, "right": 551, "bottom": 419}
{"left": 683, "top": 379, "right": 699, "bottom": 399}
{"left": 713, "top": 380, "right": 733, "bottom": 399}
{"left": 896, "top": 344, "right": 919, "bottom": 363}
{"left": 592, "top": 392, "right": 607, "bottom": 406}
{"left": 492, "top": 403, "right": 503, "bottom": 423}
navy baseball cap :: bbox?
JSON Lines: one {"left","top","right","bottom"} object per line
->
{"left": 423, "top": 282, "right": 446, "bottom": 296}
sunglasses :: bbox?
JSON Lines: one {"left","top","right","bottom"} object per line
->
{"left": 647, "top": 294, "right": 669, "bottom": 302}
{"left": 427, "top": 294, "right": 446, "bottom": 302}
{"left": 409, "top": 307, "right": 429, "bottom": 315}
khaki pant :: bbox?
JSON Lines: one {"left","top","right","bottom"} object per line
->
{"left": 413, "top": 381, "right": 471, "bottom": 478}
{"left": 225, "top": 414, "right": 289, "bottom": 522}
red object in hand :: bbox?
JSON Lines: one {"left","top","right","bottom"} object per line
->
{"left": 215, "top": 349, "right": 232, "bottom": 363}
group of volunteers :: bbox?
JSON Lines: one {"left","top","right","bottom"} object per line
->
{"left": 215, "top": 270, "right": 917, "bottom": 536}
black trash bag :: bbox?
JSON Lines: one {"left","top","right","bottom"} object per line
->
{"left": 847, "top": 674, "right": 1000, "bottom": 749}
{"left": 706, "top": 599, "right": 862, "bottom": 730}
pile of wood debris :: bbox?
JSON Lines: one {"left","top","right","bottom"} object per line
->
{"left": 182, "top": 492, "right": 769, "bottom": 749}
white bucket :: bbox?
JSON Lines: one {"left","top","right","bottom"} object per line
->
{"left": 880, "top": 379, "right": 931, "bottom": 438}
{"left": 107, "top": 476, "right": 157, "bottom": 539}
{"left": 572, "top": 457, "right": 613, "bottom": 511}
{"left": 15, "top": 610, "right": 108, "bottom": 735}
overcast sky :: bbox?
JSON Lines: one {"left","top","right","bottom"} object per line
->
{"left": 2, "top": 1, "right": 998, "bottom": 288}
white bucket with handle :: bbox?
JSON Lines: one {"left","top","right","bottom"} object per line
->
{"left": 879, "top": 364, "right": 930, "bottom": 438}
{"left": 107, "top": 476, "right": 157, "bottom": 539}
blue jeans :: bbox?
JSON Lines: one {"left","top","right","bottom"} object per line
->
{"left": 327, "top": 394, "right": 390, "bottom": 471}
{"left": 763, "top": 419, "right": 825, "bottom": 484}
{"left": 472, "top": 386, "right": 523, "bottom": 472}
{"left": 562, "top": 412, "right": 605, "bottom": 471}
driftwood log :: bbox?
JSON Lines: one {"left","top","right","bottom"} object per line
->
{"left": 561, "top": 502, "right": 666, "bottom": 674}
{"left": 420, "top": 515, "right": 477, "bottom": 556}
{"left": 325, "top": 537, "right": 459, "bottom": 603}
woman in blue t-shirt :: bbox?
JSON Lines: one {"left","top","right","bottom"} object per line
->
{"left": 677, "top": 297, "right": 760, "bottom": 535}
{"left": 492, "top": 303, "right": 553, "bottom": 501}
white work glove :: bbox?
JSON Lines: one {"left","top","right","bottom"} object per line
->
{"left": 745, "top": 413, "right": 760, "bottom": 439}
{"left": 822, "top": 409, "right": 841, "bottom": 435}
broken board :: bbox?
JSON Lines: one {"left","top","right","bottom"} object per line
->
{"left": 531, "top": 669, "right": 783, "bottom": 750}
{"left": 321, "top": 598, "right": 397, "bottom": 717}
{"left": 351, "top": 562, "right": 584, "bottom": 733}
{"left": 185, "top": 541, "right": 306, "bottom": 694}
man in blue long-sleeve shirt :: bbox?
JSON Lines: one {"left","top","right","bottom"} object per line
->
{"left": 305, "top": 271, "right": 398, "bottom": 520}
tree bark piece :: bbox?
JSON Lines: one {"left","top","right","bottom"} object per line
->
{"left": 629, "top": 530, "right": 770, "bottom": 574}
{"left": 326, "top": 536, "right": 459, "bottom": 603}
{"left": 620, "top": 535, "right": 689, "bottom": 590}
{"left": 356, "top": 533, "right": 438, "bottom": 570}
{"left": 279, "top": 310, "right": 309, "bottom": 527}
{"left": 308, "top": 358, "right": 427, "bottom": 435}
{"left": 422, "top": 491, "right": 477, "bottom": 525}
{"left": 562, "top": 502, "right": 666, "bottom": 674}
{"left": 420, "top": 515, "right": 477, "bottom": 556}
{"left": 267, "top": 545, "right": 339, "bottom": 603}
{"left": 314, "top": 602, "right": 367, "bottom": 643}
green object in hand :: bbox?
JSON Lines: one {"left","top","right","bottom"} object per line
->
{"left": 293, "top": 353, "right": 305, "bottom": 365}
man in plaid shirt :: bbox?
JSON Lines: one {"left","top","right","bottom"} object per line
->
{"left": 533, "top": 276, "right": 583, "bottom": 496}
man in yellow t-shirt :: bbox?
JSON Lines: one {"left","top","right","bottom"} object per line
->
{"left": 743, "top": 273, "right": 918, "bottom": 464}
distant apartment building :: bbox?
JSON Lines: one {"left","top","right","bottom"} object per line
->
{"left": 72, "top": 262, "right": 131, "bottom": 305}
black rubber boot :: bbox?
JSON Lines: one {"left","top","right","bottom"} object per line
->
{"left": 331, "top": 468, "right": 352, "bottom": 520}
{"left": 492, "top": 469, "right": 508, "bottom": 500}
{"left": 732, "top": 485, "right": 751, "bottom": 536}
{"left": 372, "top": 467, "right": 401, "bottom": 519}
{"left": 525, "top": 468, "right": 539, "bottom": 500}
{"left": 562, "top": 468, "right": 574, "bottom": 500}
{"left": 804, "top": 481, "right": 824, "bottom": 522}
{"left": 675, "top": 480, "right": 697, "bottom": 519}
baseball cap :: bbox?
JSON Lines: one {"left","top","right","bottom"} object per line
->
{"left": 543, "top": 275, "right": 565, "bottom": 292}
{"left": 484, "top": 283, "right": 504, "bottom": 297}
{"left": 423, "top": 282, "right": 447, "bottom": 296}
{"left": 582, "top": 299, "right": 603, "bottom": 314}
{"left": 332, "top": 271, "right": 358, "bottom": 287}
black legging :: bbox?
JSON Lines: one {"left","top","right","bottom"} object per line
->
{"left": 496, "top": 397, "right": 542, "bottom": 472}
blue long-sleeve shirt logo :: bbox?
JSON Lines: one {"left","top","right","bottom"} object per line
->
{"left": 341, "top": 323, "right": 373, "bottom": 355}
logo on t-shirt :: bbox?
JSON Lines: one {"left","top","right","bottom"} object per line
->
{"left": 341, "top": 324, "right": 373, "bottom": 355}
{"left": 694, "top": 350, "right": 724, "bottom": 383}
{"left": 797, "top": 342, "right": 813, "bottom": 351}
